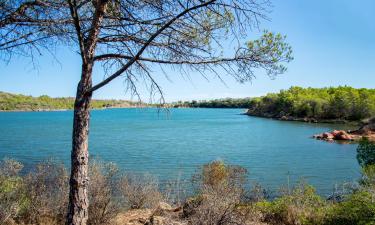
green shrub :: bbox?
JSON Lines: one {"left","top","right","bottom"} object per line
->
{"left": 360, "top": 165, "right": 375, "bottom": 187}
{"left": 0, "top": 159, "right": 28, "bottom": 225}
{"left": 258, "top": 182, "right": 327, "bottom": 225}
{"left": 357, "top": 138, "right": 375, "bottom": 168}
{"left": 324, "top": 191, "right": 375, "bottom": 225}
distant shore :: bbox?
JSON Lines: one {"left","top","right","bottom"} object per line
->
{"left": 0, "top": 105, "right": 150, "bottom": 112}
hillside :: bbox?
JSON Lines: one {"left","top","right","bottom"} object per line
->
{"left": 0, "top": 91, "right": 138, "bottom": 111}
{"left": 246, "top": 86, "right": 375, "bottom": 122}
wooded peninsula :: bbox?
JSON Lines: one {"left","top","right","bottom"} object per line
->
{"left": 173, "top": 86, "right": 375, "bottom": 123}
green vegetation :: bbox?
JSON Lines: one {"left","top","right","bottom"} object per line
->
{"left": 172, "top": 98, "right": 253, "bottom": 108}
{"left": 0, "top": 91, "right": 137, "bottom": 111}
{"left": 171, "top": 86, "right": 375, "bottom": 123}
{"left": 357, "top": 138, "right": 375, "bottom": 167}
{"left": 247, "top": 86, "right": 375, "bottom": 121}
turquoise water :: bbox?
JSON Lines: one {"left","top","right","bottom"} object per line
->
{"left": 0, "top": 108, "right": 360, "bottom": 196}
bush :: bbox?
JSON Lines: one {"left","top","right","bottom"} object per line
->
{"left": 258, "top": 182, "right": 327, "bottom": 225}
{"left": 0, "top": 159, "right": 27, "bottom": 225}
{"left": 186, "top": 185, "right": 251, "bottom": 225}
{"left": 325, "top": 191, "right": 375, "bottom": 225}
{"left": 119, "top": 173, "right": 162, "bottom": 209}
{"left": 0, "top": 159, "right": 128, "bottom": 225}
{"left": 360, "top": 164, "right": 375, "bottom": 187}
{"left": 192, "top": 160, "right": 247, "bottom": 193}
{"left": 186, "top": 161, "right": 256, "bottom": 224}
{"left": 21, "top": 160, "right": 69, "bottom": 225}
{"left": 88, "top": 160, "right": 121, "bottom": 225}
{"left": 357, "top": 138, "right": 375, "bottom": 168}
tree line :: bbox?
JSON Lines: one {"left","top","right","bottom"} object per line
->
{"left": 0, "top": 91, "right": 136, "bottom": 111}
{"left": 247, "top": 86, "right": 375, "bottom": 121}
{"left": 172, "top": 98, "right": 253, "bottom": 108}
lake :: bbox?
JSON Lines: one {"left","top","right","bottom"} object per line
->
{"left": 0, "top": 108, "right": 360, "bottom": 196}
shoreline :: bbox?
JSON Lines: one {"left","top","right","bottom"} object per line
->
{"left": 245, "top": 112, "right": 361, "bottom": 125}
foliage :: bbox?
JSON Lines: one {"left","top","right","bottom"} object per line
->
{"left": 257, "top": 182, "right": 327, "bottom": 225}
{"left": 357, "top": 138, "right": 375, "bottom": 167}
{"left": 360, "top": 165, "right": 375, "bottom": 187}
{"left": 0, "top": 91, "right": 136, "bottom": 111}
{"left": 192, "top": 160, "right": 247, "bottom": 192}
{"left": 172, "top": 98, "right": 253, "bottom": 108}
{"left": 247, "top": 86, "right": 375, "bottom": 121}
{"left": 0, "top": 159, "right": 27, "bottom": 225}
{"left": 324, "top": 191, "right": 375, "bottom": 225}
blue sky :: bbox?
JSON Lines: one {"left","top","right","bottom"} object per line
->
{"left": 1, "top": 0, "right": 374, "bottom": 102}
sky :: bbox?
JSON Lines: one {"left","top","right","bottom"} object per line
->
{"left": 0, "top": 0, "right": 374, "bottom": 102}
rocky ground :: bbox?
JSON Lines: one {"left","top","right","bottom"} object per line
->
{"left": 112, "top": 202, "right": 267, "bottom": 225}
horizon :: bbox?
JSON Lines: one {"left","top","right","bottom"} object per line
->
{"left": 1, "top": 0, "right": 375, "bottom": 102}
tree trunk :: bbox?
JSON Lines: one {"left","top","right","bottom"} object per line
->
{"left": 67, "top": 64, "right": 93, "bottom": 225}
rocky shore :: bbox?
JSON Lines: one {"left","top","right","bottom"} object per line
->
{"left": 313, "top": 118, "right": 375, "bottom": 142}
{"left": 245, "top": 111, "right": 354, "bottom": 124}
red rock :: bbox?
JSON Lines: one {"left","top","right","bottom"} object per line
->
{"left": 323, "top": 132, "right": 334, "bottom": 139}
{"left": 336, "top": 134, "right": 353, "bottom": 141}
{"left": 332, "top": 130, "right": 341, "bottom": 137}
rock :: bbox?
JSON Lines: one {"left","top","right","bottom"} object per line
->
{"left": 333, "top": 130, "right": 353, "bottom": 141}
{"left": 322, "top": 132, "right": 334, "bottom": 139}
{"left": 280, "top": 115, "right": 289, "bottom": 121}
{"left": 314, "top": 130, "right": 355, "bottom": 142}
{"left": 353, "top": 118, "right": 375, "bottom": 135}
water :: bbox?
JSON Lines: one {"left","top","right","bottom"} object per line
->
{"left": 0, "top": 108, "right": 360, "bottom": 196}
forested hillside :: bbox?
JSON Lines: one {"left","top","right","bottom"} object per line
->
{"left": 247, "top": 86, "right": 375, "bottom": 121}
{"left": 0, "top": 92, "right": 137, "bottom": 111}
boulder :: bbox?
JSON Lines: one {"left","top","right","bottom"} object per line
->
{"left": 333, "top": 130, "right": 353, "bottom": 141}
{"left": 313, "top": 130, "right": 353, "bottom": 141}
{"left": 322, "top": 132, "right": 334, "bottom": 139}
